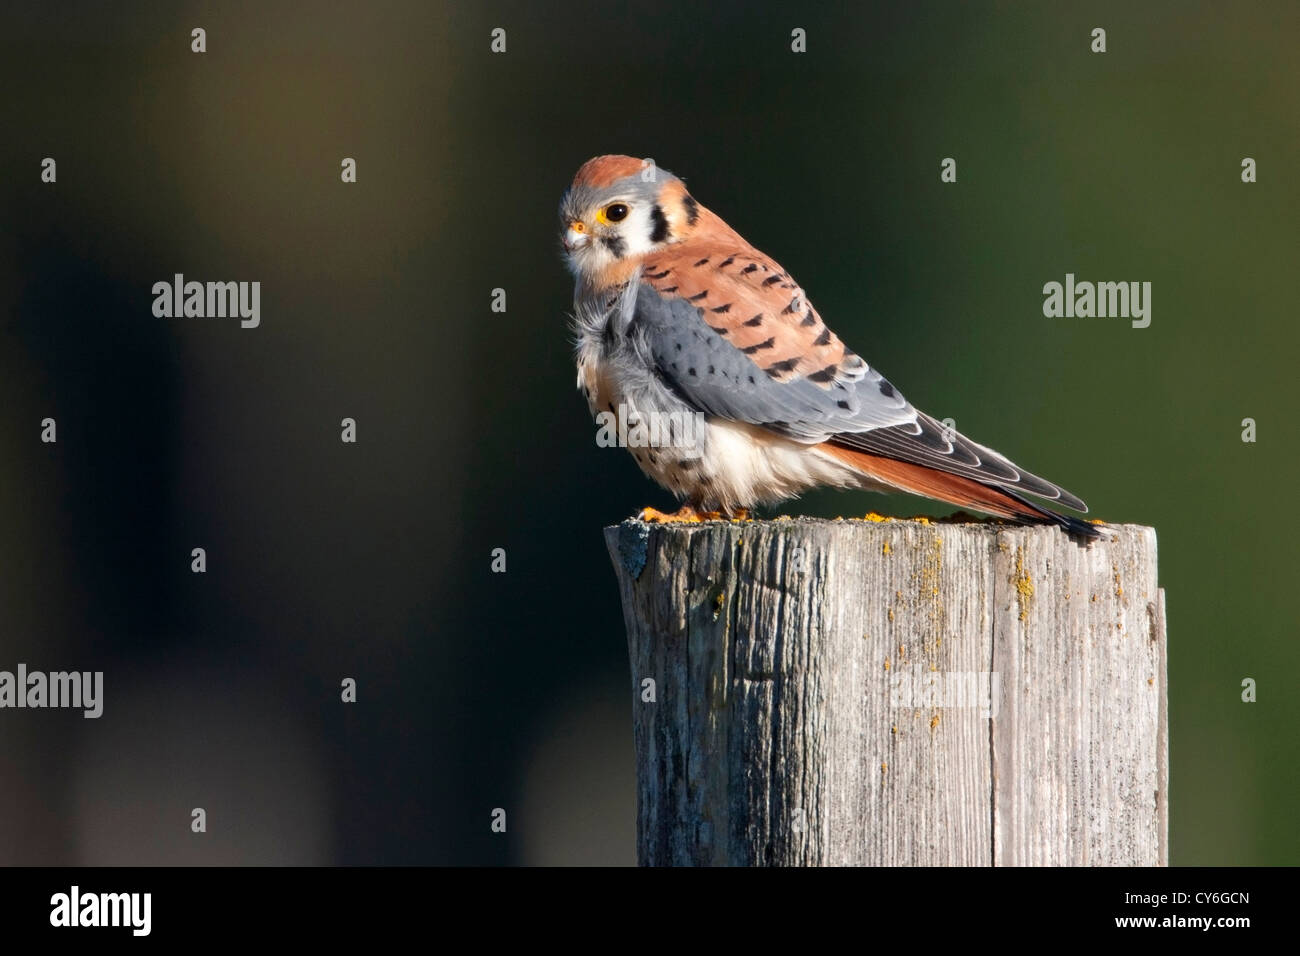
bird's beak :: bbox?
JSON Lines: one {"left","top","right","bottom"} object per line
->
{"left": 563, "top": 222, "right": 589, "bottom": 252}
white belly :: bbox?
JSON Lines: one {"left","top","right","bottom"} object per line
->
{"left": 578, "top": 353, "right": 877, "bottom": 512}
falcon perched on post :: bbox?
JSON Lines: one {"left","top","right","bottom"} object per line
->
{"left": 560, "top": 155, "right": 1100, "bottom": 540}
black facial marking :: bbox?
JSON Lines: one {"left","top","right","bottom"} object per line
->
{"left": 741, "top": 337, "right": 776, "bottom": 354}
{"left": 649, "top": 204, "right": 670, "bottom": 243}
{"left": 813, "top": 327, "right": 832, "bottom": 346}
{"left": 807, "top": 365, "right": 839, "bottom": 383}
{"left": 682, "top": 194, "right": 699, "bottom": 225}
{"left": 601, "top": 234, "right": 626, "bottom": 258}
{"left": 743, "top": 314, "right": 764, "bottom": 326}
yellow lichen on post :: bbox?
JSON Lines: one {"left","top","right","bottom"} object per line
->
{"left": 1014, "top": 547, "right": 1034, "bottom": 622}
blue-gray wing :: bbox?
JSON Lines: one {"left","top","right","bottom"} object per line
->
{"left": 627, "top": 278, "right": 1087, "bottom": 510}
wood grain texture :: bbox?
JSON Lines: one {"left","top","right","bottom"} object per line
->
{"left": 604, "top": 517, "right": 1167, "bottom": 867}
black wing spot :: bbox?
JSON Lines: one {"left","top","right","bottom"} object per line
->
{"left": 645, "top": 268, "right": 670, "bottom": 279}
{"left": 766, "top": 357, "right": 800, "bottom": 376}
{"left": 801, "top": 309, "right": 817, "bottom": 327}
{"left": 813, "top": 327, "right": 832, "bottom": 346}
{"left": 719, "top": 256, "right": 735, "bottom": 267}
{"left": 879, "top": 379, "right": 896, "bottom": 398}
{"left": 762, "top": 275, "right": 782, "bottom": 286}
{"left": 687, "top": 290, "right": 708, "bottom": 302}
{"left": 688, "top": 367, "right": 697, "bottom": 377}
{"left": 711, "top": 303, "right": 732, "bottom": 314}
{"left": 661, "top": 285, "right": 677, "bottom": 293}
{"left": 741, "top": 337, "right": 776, "bottom": 354}
{"left": 742, "top": 263, "right": 759, "bottom": 274}
{"left": 694, "top": 258, "right": 710, "bottom": 267}
{"left": 708, "top": 325, "right": 729, "bottom": 336}
{"left": 743, "top": 314, "right": 764, "bottom": 326}
{"left": 837, "top": 400, "right": 851, "bottom": 410}
{"left": 782, "top": 297, "right": 800, "bottom": 314}
{"left": 707, "top": 365, "right": 715, "bottom": 374}
{"left": 807, "top": 364, "right": 839, "bottom": 383}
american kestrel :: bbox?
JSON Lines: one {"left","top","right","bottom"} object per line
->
{"left": 560, "top": 155, "right": 1100, "bottom": 539}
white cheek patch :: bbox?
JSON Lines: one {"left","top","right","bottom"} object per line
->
{"left": 616, "top": 204, "right": 661, "bottom": 257}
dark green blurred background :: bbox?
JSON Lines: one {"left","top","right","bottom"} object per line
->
{"left": 1, "top": 1, "right": 1295, "bottom": 865}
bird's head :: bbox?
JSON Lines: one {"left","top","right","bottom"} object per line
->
{"left": 559, "top": 155, "right": 703, "bottom": 282}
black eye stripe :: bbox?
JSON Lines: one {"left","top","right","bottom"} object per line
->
{"left": 648, "top": 204, "right": 670, "bottom": 243}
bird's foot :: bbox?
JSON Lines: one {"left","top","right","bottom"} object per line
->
{"left": 639, "top": 504, "right": 710, "bottom": 523}
{"left": 638, "top": 504, "right": 753, "bottom": 523}
{"left": 638, "top": 504, "right": 725, "bottom": 523}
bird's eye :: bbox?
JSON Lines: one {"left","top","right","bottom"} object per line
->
{"left": 599, "top": 203, "right": 630, "bottom": 224}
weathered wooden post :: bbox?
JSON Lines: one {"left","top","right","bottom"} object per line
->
{"left": 605, "top": 517, "right": 1167, "bottom": 866}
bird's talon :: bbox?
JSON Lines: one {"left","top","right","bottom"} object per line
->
{"left": 639, "top": 505, "right": 704, "bottom": 524}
